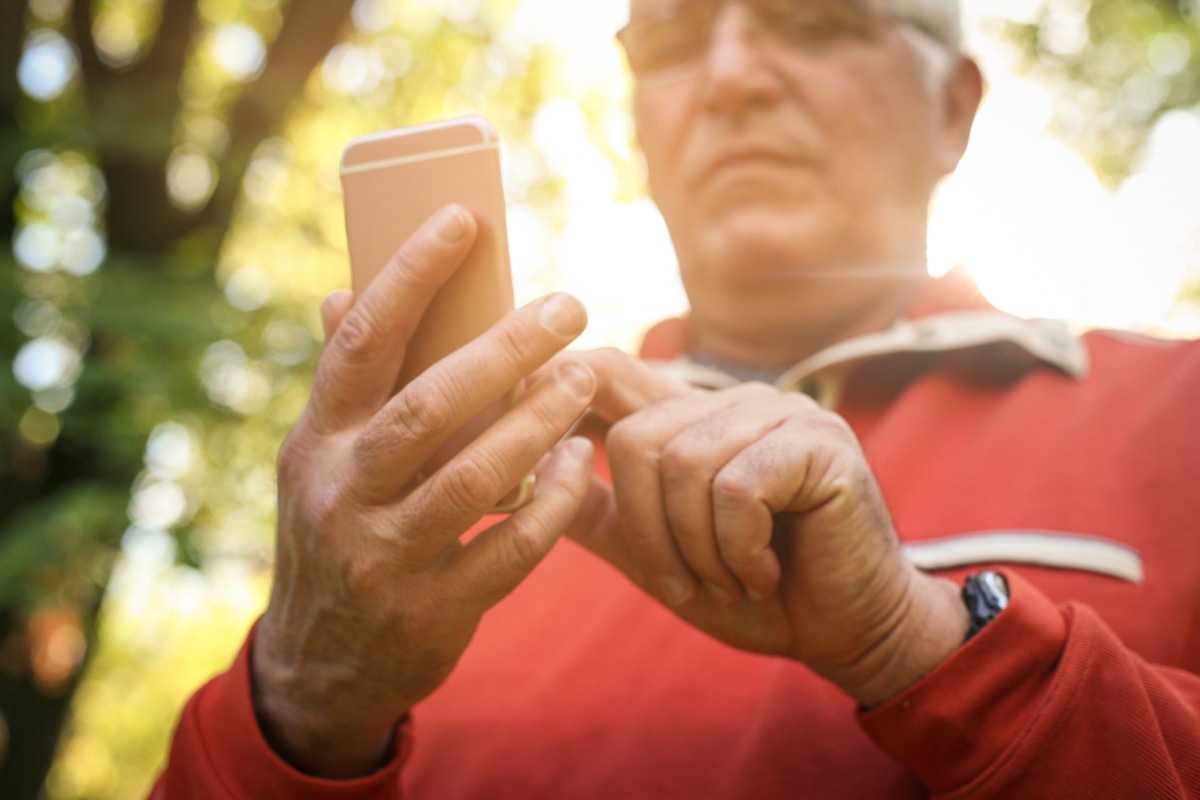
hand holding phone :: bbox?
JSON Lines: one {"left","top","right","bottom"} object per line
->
{"left": 253, "top": 126, "right": 596, "bottom": 777}
{"left": 340, "top": 116, "right": 529, "bottom": 503}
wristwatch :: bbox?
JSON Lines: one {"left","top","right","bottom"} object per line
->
{"left": 961, "top": 571, "right": 1010, "bottom": 642}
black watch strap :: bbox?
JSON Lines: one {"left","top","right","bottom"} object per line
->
{"left": 962, "top": 571, "right": 1010, "bottom": 642}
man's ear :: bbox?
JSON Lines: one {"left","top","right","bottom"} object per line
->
{"left": 934, "top": 55, "right": 984, "bottom": 175}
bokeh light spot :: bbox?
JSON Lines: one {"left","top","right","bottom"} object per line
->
{"left": 18, "top": 406, "right": 62, "bottom": 449}
{"left": 93, "top": 9, "right": 142, "bottom": 68}
{"left": 14, "top": 222, "right": 62, "bottom": 272}
{"left": 211, "top": 23, "right": 267, "bottom": 82}
{"left": 29, "top": 608, "right": 87, "bottom": 693}
{"left": 224, "top": 267, "right": 274, "bottom": 311}
{"left": 29, "top": 0, "right": 71, "bottom": 24}
{"left": 262, "top": 320, "right": 313, "bottom": 366}
{"left": 146, "top": 423, "right": 197, "bottom": 480}
{"left": 322, "top": 43, "right": 384, "bottom": 96}
{"left": 167, "top": 149, "right": 218, "bottom": 211}
{"left": 13, "top": 336, "right": 83, "bottom": 392}
{"left": 201, "top": 341, "right": 273, "bottom": 414}
{"left": 34, "top": 386, "right": 76, "bottom": 415}
{"left": 129, "top": 480, "right": 190, "bottom": 530}
{"left": 1148, "top": 33, "right": 1192, "bottom": 77}
{"left": 60, "top": 228, "right": 108, "bottom": 276}
{"left": 18, "top": 29, "right": 78, "bottom": 101}
{"left": 352, "top": 0, "right": 398, "bottom": 33}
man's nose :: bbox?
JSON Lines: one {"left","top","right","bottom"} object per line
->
{"left": 699, "top": 5, "right": 784, "bottom": 110}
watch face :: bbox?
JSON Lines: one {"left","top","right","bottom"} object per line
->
{"left": 962, "top": 571, "right": 1009, "bottom": 641}
{"left": 977, "top": 571, "right": 1010, "bottom": 608}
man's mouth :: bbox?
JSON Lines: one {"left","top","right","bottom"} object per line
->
{"left": 698, "top": 143, "right": 804, "bottom": 186}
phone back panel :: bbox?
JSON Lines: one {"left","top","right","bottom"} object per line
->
{"left": 340, "top": 117, "right": 514, "bottom": 389}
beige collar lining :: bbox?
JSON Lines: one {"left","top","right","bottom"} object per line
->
{"left": 655, "top": 312, "right": 1089, "bottom": 407}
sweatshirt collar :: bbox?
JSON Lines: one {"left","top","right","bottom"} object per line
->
{"left": 641, "top": 268, "right": 1089, "bottom": 406}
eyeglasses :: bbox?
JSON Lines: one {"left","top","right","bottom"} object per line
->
{"left": 617, "top": 0, "right": 899, "bottom": 82}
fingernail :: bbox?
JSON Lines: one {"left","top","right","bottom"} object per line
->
{"left": 539, "top": 293, "right": 584, "bottom": 337}
{"left": 556, "top": 362, "right": 595, "bottom": 401}
{"left": 561, "top": 436, "right": 592, "bottom": 465}
{"left": 657, "top": 575, "right": 693, "bottom": 607}
{"left": 434, "top": 206, "right": 468, "bottom": 243}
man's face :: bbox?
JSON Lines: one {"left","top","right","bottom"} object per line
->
{"left": 626, "top": 0, "right": 973, "bottom": 350}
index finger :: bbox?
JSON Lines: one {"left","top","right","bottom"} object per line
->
{"left": 570, "top": 348, "right": 693, "bottom": 423}
{"left": 309, "top": 205, "right": 478, "bottom": 433}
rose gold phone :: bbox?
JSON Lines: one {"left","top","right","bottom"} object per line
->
{"left": 340, "top": 116, "right": 530, "bottom": 508}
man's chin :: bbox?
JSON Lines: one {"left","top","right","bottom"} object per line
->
{"left": 704, "top": 216, "right": 841, "bottom": 277}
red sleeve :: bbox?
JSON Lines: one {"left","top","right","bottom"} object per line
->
{"left": 148, "top": 624, "right": 410, "bottom": 799}
{"left": 859, "top": 571, "right": 1200, "bottom": 797}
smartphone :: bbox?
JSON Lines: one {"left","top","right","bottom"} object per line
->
{"left": 340, "top": 116, "right": 529, "bottom": 507}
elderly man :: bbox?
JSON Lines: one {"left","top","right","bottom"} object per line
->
{"left": 154, "top": 0, "right": 1200, "bottom": 796}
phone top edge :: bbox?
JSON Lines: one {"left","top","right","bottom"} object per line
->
{"left": 339, "top": 141, "right": 500, "bottom": 176}
{"left": 339, "top": 115, "right": 499, "bottom": 172}
{"left": 462, "top": 115, "right": 499, "bottom": 144}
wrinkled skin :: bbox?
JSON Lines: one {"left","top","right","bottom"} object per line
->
{"left": 566, "top": 348, "right": 968, "bottom": 705}
{"left": 253, "top": 206, "right": 599, "bottom": 778}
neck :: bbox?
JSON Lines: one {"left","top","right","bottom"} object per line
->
{"left": 687, "top": 269, "right": 929, "bottom": 372}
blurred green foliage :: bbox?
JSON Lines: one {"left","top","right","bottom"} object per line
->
{"left": 1005, "top": 0, "right": 1200, "bottom": 186}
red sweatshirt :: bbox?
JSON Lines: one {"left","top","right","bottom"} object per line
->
{"left": 153, "top": 274, "right": 1200, "bottom": 798}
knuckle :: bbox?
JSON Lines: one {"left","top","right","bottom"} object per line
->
{"left": 671, "top": 528, "right": 714, "bottom": 569}
{"left": 784, "top": 390, "right": 823, "bottom": 415}
{"left": 606, "top": 418, "right": 646, "bottom": 458}
{"left": 276, "top": 431, "right": 307, "bottom": 478}
{"left": 524, "top": 400, "right": 560, "bottom": 439}
{"left": 527, "top": 385, "right": 577, "bottom": 434}
{"left": 593, "top": 346, "right": 627, "bottom": 368}
{"left": 578, "top": 347, "right": 625, "bottom": 386}
{"left": 352, "top": 426, "right": 388, "bottom": 475}
{"left": 711, "top": 468, "right": 757, "bottom": 508}
{"left": 394, "top": 381, "right": 452, "bottom": 443}
{"left": 340, "top": 550, "right": 383, "bottom": 597}
{"left": 734, "top": 380, "right": 777, "bottom": 400}
{"left": 494, "top": 321, "right": 535, "bottom": 368}
{"left": 792, "top": 403, "right": 856, "bottom": 442}
{"left": 439, "top": 453, "right": 504, "bottom": 511}
{"left": 338, "top": 533, "right": 420, "bottom": 600}
{"left": 308, "top": 476, "right": 359, "bottom": 533}
{"left": 659, "top": 438, "right": 704, "bottom": 479}
{"left": 333, "top": 309, "right": 383, "bottom": 364}
{"left": 719, "top": 541, "right": 763, "bottom": 575}
{"left": 624, "top": 526, "right": 669, "bottom": 565}
{"left": 497, "top": 516, "right": 547, "bottom": 575}
{"left": 825, "top": 410, "right": 857, "bottom": 439}
{"left": 385, "top": 245, "right": 418, "bottom": 275}
{"left": 386, "top": 242, "right": 438, "bottom": 286}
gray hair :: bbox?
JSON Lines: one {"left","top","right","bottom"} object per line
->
{"left": 879, "top": 0, "right": 964, "bottom": 94}
{"left": 880, "top": 0, "right": 963, "bottom": 51}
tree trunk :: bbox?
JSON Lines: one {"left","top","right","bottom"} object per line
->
{"left": 0, "top": 0, "right": 356, "bottom": 794}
